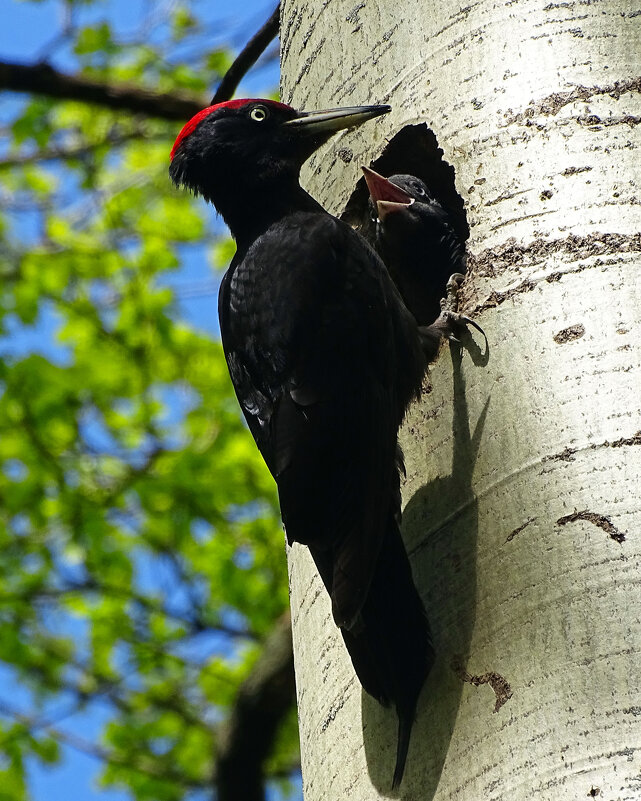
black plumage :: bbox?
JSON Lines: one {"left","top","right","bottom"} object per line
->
{"left": 170, "top": 99, "right": 433, "bottom": 786}
{"left": 361, "top": 166, "right": 480, "bottom": 362}
{"left": 363, "top": 165, "right": 466, "bottom": 317}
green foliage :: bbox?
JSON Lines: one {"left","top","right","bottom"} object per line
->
{"left": 0, "top": 1, "right": 293, "bottom": 799}
{"left": 74, "top": 23, "right": 120, "bottom": 57}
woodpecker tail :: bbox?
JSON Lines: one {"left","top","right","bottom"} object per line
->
{"left": 365, "top": 516, "right": 434, "bottom": 788}
{"left": 310, "top": 510, "right": 434, "bottom": 787}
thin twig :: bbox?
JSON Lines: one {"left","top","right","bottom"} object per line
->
{"left": 211, "top": 4, "right": 280, "bottom": 104}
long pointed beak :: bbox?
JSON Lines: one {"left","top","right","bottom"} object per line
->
{"left": 362, "top": 166, "right": 414, "bottom": 204}
{"left": 284, "top": 104, "right": 390, "bottom": 135}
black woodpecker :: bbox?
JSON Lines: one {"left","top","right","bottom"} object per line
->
{"left": 170, "top": 99, "right": 434, "bottom": 787}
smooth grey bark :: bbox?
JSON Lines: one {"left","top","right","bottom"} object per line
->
{"left": 280, "top": 1, "right": 641, "bottom": 799}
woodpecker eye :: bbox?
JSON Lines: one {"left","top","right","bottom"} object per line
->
{"left": 250, "top": 106, "right": 269, "bottom": 122}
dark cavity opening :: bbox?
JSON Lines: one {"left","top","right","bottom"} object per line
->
{"left": 341, "top": 123, "right": 468, "bottom": 244}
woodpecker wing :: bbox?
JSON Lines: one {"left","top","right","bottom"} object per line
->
{"left": 219, "top": 212, "right": 419, "bottom": 627}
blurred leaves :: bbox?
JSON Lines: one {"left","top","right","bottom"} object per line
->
{"left": 0, "top": 1, "right": 293, "bottom": 799}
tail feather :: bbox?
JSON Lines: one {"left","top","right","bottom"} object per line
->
{"left": 363, "top": 517, "right": 434, "bottom": 787}
{"left": 309, "top": 545, "right": 391, "bottom": 703}
{"left": 311, "top": 512, "right": 434, "bottom": 787}
{"left": 393, "top": 706, "right": 414, "bottom": 790}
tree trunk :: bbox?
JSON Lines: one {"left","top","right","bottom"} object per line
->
{"left": 280, "top": 1, "right": 641, "bottom": 799}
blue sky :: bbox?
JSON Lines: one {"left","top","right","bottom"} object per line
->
{"left": 0, "top": 2, "right": 287, "bottom": 800}
{"left": 1, "top": 0, "right": 280, "bottom": 339}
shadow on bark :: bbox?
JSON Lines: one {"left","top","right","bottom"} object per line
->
{"left": 361, "top": 343, "right": 489, "bottom": 798}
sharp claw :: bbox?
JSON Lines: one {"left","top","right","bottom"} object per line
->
{"left": 441, "top": 273, "right": 465, "bottom": 314}
{"left": 437, "top": 274, "right": 488, "bottom": 347}
{"left": 458, "top": 315, "right": 486, "bottom": 338}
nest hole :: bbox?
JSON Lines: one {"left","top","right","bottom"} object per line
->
{"left": 341, "top": 123, "right": 468, "bottom": 244}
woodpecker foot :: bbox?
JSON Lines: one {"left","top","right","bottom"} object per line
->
{"left": 440, "top": 273, "right": 465, "bottom": 316}
{"left": 418, "top": 274, "right": 486, "bottom": 361}
{"left": 437, "top": 273, "right": 486, "bottom": 342}
{"left": 439, "top": 310, "right": 486, "bottom": 342}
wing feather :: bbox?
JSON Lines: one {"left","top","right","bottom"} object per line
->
{"left": 219, "top": 212, "right": 423, "bottom": 625}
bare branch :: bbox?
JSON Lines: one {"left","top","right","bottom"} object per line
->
{"left": 216, "top": 610, "right": 295, "bottom": 801}
{"left": 0, "top": 60, "right": 205, "bottom": 120}
{"left": 0, "top": 5, "right": 280, "bottom": 121}
{"left": 211, "top": 4, "right": 280, "bottom": 104}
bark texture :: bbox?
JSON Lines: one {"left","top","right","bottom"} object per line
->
{"left": 280, "top": 1, "right": 641, "bottom": 799}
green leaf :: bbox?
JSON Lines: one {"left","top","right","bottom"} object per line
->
{"left": 0, "top": 6, "right": 291, "bottom": 800}
{"left": 75, "top": 23, "right": 119, "bottom": 56}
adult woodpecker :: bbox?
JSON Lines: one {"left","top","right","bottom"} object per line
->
{"left": 170, "top": 99, "right": 440, "bottom": 787}
{"left": 362, "top": 167, "right": 469, "bottom": 341}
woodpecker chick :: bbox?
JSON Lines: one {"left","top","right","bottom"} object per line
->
{"left": 362, "top": 167, "right": 466, "bottom": 324}
{"left": 362, "top": 166, "right": 485, "bottom": 361}
{"left": 170, "top": 99, "right": 432, "bottom": 788}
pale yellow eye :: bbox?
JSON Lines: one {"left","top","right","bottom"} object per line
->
{"left": 250, "top": 106, "right": 268, "bottom": 122}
